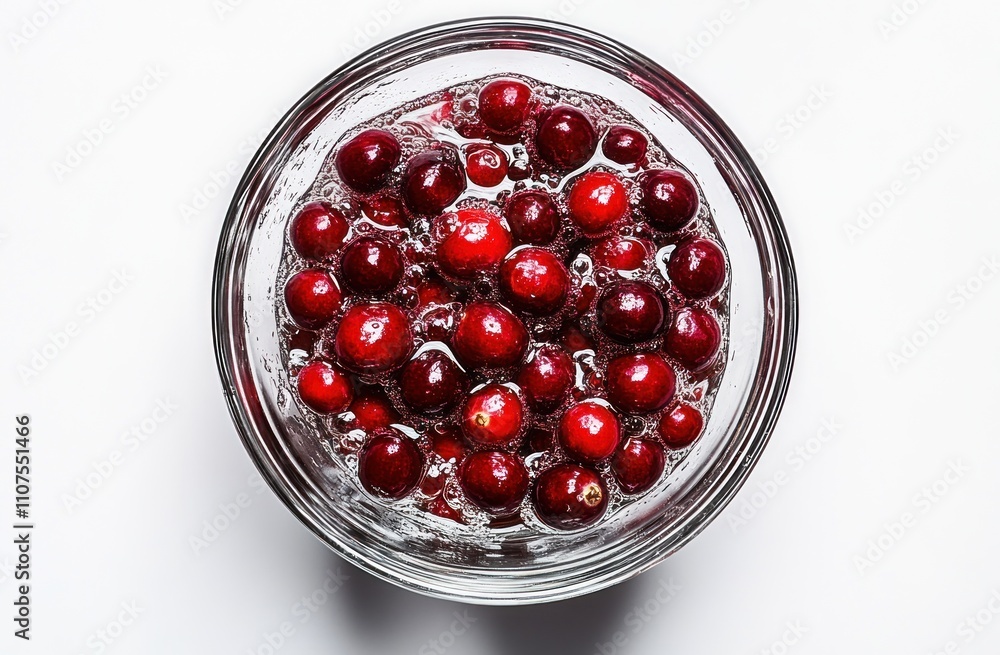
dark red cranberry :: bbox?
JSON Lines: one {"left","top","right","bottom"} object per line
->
{"left": 402, "top": 148, "right": 466, "bottom": 215}
{"left": 332, "top": 302, "right": 413, "bottom": 373}
{"left": 533, "top": 464, "right": 608, "bottom": 530}
{"left": 335, "top": 129, "right": 401, "bottom": 193}
{"left": 478, "top": 79, "right": 533, "bottom": 132}
{"left": 361, "top": 193, "right": 408, "bottom": 228}
{"left": 461, "top": 384, "right": 524, "bottom": 448}
{"left": 465, "top": 143, "right": 508, "bottom": 187}
{"left": 605, "top": 353, "right": 676, "bottom": 415}
{"left": 658, "top": 403, "right": 704, "bottom": 448}
{"left": 560, "top": 324, "right": 595, "bottom": 353}
{"left": 668, "top": 238, "right": 726, "bottom": 299}
{"left": 507, "top": 159, "right": 532, "bottom": 181}
{"left": 348, "top": 387, "right": 399, "bottom": 432}
{"left": 504, "top": 189, "right": 561, "bottom": 245}
{"left": 535, "top": 105, "right": 598, "bottom": 171}
{"left": 596, "top": 280, "right": 667, "bottom": 344}
{"left": 452, "top": 302, "right": 529, "bottom": 369}
{"left": 524, "top": 427, "right": 555, "bottom": 454}
{"left": 498, "top": 247, "right": 570, "bottom": 316}
{"left": 415, "top": 277, "right": 455, "bottom": 308}
{"left": 591, "top": 236, "right": 651, "bottom": 271}
{"left": 516, "top": 345, "right": 574, "bottom": 413}
{"left": 458, "top": 450, "right": 529, "bottom": 514}
{"left": 640, "top": 169, "right": 699, "bottom": 232}
{"left": 601, "top": 125, "right": 648, "bottom": 166}
{"left": 427, "top": 496, "right": 463, "bottom": 522}
{"left": 572, "top": 280, "right": 598, "bottom": 318}
{"left": 398, "top": 349, "right": 467, "bottom": 415}
{"left": 421, "top": 305, "right": 457, "bottom": 342}
{"left": 358, "top": 429, "right": 423, "bottom": 499}
{"left": 284, "top": 269, "right": 342, "bottom": 330}
{"left": 559, "top": 401, "right": 620, "bottom": 463}
{"left": 567, "top": 171, "right": 628, "bottom": 236}
{"left": 611, "top": 438, "right": 665, "bottom": 494}
{"left": 340, "top": 237, "right": 404, "bottom": 296}
{"left": 296, "top": 360, "right": 354, "bottom": 414}
{"left": 434, "top": 208, "right": 512, "bottom": 279}
{"left": 430, "top": 425, "right": 467, "bottom": 463}
{"left": 289, "top": 201, "right": 350, "bottom": 260}
{"left": 664, "top": 308, "right": 721, "bottom": 370}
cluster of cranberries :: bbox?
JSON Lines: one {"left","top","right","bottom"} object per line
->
{"left": 280, "top": 77, "right": 728, "bottom": 532}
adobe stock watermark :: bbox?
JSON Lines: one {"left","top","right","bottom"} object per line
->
{"left": 672, "top": 0, "right": 759, "bottom": 69}
{"left": 593, "top": 578, "right": 681, "bottom": 655}
{"left": 189, "top": 473, "right": 268, "bottom": 555}
{"left": 853, "top": 459, "right": 969, "bottom": 575}
{"left": 7, "top": 0, "right": 75, "bottom": 53}
{"left": 928, "top": 588, "right": 1000, "bottom": 655}
{"left": 339, "top": 0, "right": 405, "bottom": 58}
{"left": 417, "top": 610, "right": 477, "bottom": 655}
{"left": 80, "top": 601, "right": 144, "bottom": 654}
{"left": 877, "top": 0, "right": 932, "bottom": 40}
{"left": 759, "top": 620, "right": 808, "bottom": 655}
{"left": 752, "top": 85, "right": 833, "bottom": 165}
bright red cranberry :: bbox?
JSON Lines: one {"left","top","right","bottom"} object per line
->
{"left": 611, "top": 438, "right": 665, "bottom": 494}
{"left": 427, "top": 496, "right": 463, "bottom": 522}
{"left": 358, "top": 429, "right": 423, "bottom": 499}
{"left": 591, "top": 236, "right": 651, "bottom": 271}
{"left": 415, "top": 277, "right": 455, "bottom": 308}
{"left": 535, "top": 105, "right": 598, "bottom": 171}
{"left": 361, "top": 193, "right": 408, "bottom": 228}
{"left": 498, "top": 247, "right": 570, "bottom": 316}
{"left": 430, "top": 425, "right": 467, "bottom": 463}
{"left": 596, "top": 280, "right": 667, "bottom": 344}
{"left": 668, "top": 238, "right": 726, "bottom": 299}
{"left": 296, "top": 360, "right": 354, "bottom": 414}
{"left": 434, "top": 208, "right": 512, "bottom": 279}
{"left": 664, "top": 308, "right": 721, "bottom": 370}
{"left": 340, "top": 236, "right": 404, "bottom": 296}
{"left": 332, "top": 302, "right": 413, "bottom": 373}
{"left": 658, "top": 403, "right": 704, "bottom": 448}
{"left": 640, "top": 169, "right": 699, "bottom": 232}
{"left": 504, "top": 189, "right": 561, "bottom": 245}
{"left": 567, "top": 171, "right": 629, "bottom": 237}
{"left": 458, "top": 450, "right": 529, "bottom": 514}
{"left": 516, "top": 345, "right": 574, "bottom": 413}
{"left": 461, "top": 384, "right": 524, "bottom": 448}
{"left": 478, "top": 79, "right": 533, "bottom": 133}
{"left": 605, "top": 353, "right": 676, "bottom": 415}
{"left": 289, "top": 201, "right": 350, "bottom": 260}
{"left": 463, "top": 144, "right": 507, "bottom": 188}
{"left": 335, "top": 129, "right": 401, "bottom": 193}
{"left": 559, "top": 401, "right": 620, "bottom": 463}
{"left": 284, "top": 269, "right": 342, "bottom": 330}
{"left": 452, "top": 302, "right": 529, "bottom": 369}
{"left": 601, "top": 125, "right": 648, "bottom": 166}
{"left": 398, "top": 349, "right": 467, "bottom": 415}
{"left": 402, "top": 148, "right": 466, "bottom": 215}
{"left": 533, "top": 464, "right": 608, "bottom": 530}
{"left": 348, "top": 387, "right": 399, "bottom": 432}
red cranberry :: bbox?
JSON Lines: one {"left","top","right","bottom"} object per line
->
{"left": 332, "top": 302, "right": 413, "bottom": 373}
{"left": 458, "top": 450, "right": 529, "bottom": 514}
{"left": 611, "top": 438, "right": 665, "bottom": 494}
{"left": 640, "top": 169, "right": 699, "bottom": 232}
{"left": 335, "top": 129, "right": 401, "bottom": 193}
{"left": 533, "top": 464, "right": 608, "bottom": 530}
{"left": 284, "top": 269, "right": 342, "bottom": 330}
{"left": 567, "top": 171, "right": 628, "bottom": 236}
{"left": 560, "top": 324, "right": 595, "bottom": 353}
{"left": 601, "top": 125, "right": 648, "bottom": 166}
{"left": 605, "top": 353, "right": 676, "bottom": 415}
{"left": 516, "top": 345, "right": 574, "bottom": 413}
{"left": 361, "top": 193, "right": 408, "bottom": 228}
{"left": 572, "top": 280, "right": 598, "bottom": 318}
{"left": 415, "top": 277, "right": 455, "bottom": 308}
{"left": 340, "top": 237, "right": 404, "bottom": 296}
{"left": 461, "top": 384, "right": 524, "bottom": 448}
{"left": 664, "top": 308, "right": 721, "bottom": 370}
{"left": 559, "top": 401, "right": 620, "bottom": 463}
{"left": 421, "top": 305, "right": 457, "bottom": 342}
{"left": 524, "top": 427, "right": 555, "bottom": 454}
{"left": 348, "top": 387, "right": 399, "bottom": 432}
{"left": 427, "top": 496, "right": 463, "bottom": 522}
{"left": 465, "top": 144, "right": 508, "bottom": 187}
{"left": 402, "top": 148, "right": 466, "bottom": 215}
{"left": 596, "top": 281, "right": 667, "bottom": 344}
{"left": 430, "top": 425, "right": 467, "bottom": 463}
{"left": 358, "top": 429, "right": 423, "bottom": 499}
{"left": 591, "top": 236, "right": 651, "bottom": 271}
{"left": 535, "top": 105, "right": 598, "bottom": 171}
{"left": 658, "top": 403, "right": 704, "bottom": 448}
{"left": 296, "top": 360, "right": 354, "bottom": 414}
{"left": 434, "top": 208, "right": 512, "bottom": 279}
{"left": 498, "top": 247, "right": 570, "bottom": 316}
{"left": 478, "top": 79, "right": 533, "bottom": 133}
{"left": 398, "top": 349, "right": 467, "bottom": 415}
{"left": 507, "top": 159, "right": 532, "bottom": 181}
{"left": 289, "top": 201, "right": 350, "bottom": 260}
{"left": 504, "top": 189, "right": 561, "bottom": 245}
{"left": 668, "top": 238, "right": 726, "bottom": 299}
{"left": 452, "top": 302, "right": 529, "bottom": 369}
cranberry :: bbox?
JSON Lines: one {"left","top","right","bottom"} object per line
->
{"left": 289, "top": 201, "right": 350, "bottom": 260}
{"left": 296, "top": 360, "right": 354, "bottom": 414}
{"left": 567, "top": 171, "right": 628, "bottom": 236}
{"left": 452, "top": 302, "right": 529, "bottom": 369}
{"left": 658, "top": 403, "right": 704, "bottom": 449}
{"left": 601, "top": 125, "right": 648, "bottom": 166}
{"left": 458, "top": 450, "right": 529, "bottom": 514}
{"left": 434, "top": 208, "right": 512, "bottom": 280}
{"left": 664, "top": 308, "right": 721, "bottom": 370}
{"left": 284, "top": 269, "right": 342, "bottom": 330}
{"left": 668, "top": 238, "right": 726, "bottom": 299}
{"left": 358, "top": 429, "right": 423, "bottom": 499}
{"left": 535, "top": 105, "right": 598, "bottom": 171}
{"left": 507, "top": 159, "right": 532, "bottom": 181}
{"left": 611, "top": 438, "right": 665, "bottom": 494}
{"left": 361, "top": 193, "right": 408, "bottom": 228}
{"left": 605, "top": 353, "right": 676, "bottom": 415}
{"left": 465, "top": 144, "right": 508, "bottom": 187}
{"left": 559, "top": 401, "right": 620, "bottom": 463}
{"left": 421, "top": 305, "right": 457, "bottom": 342}
{"left": 461, "top": 384, "right": 524, "bottom": 448}
{"left": 402, "top": 148, "right": 466, "bottom": 215}
{"left": 640, "top": 169, "right": 699, "bottom": 232}
{"left": 596, "top": 281, "right": 667, "bottom": 344}
{"left": 516, "top": 345, "right": 574, "bottom": 413}
{"left": 533, "top": 464, "right": 608, "bottom": 530}
{"left": 560, "top": 324, "right": 595, "bottom": 353}
{"left": 430, "top": 425, "right": 467, "bottom": 463}
{"left": 504, "top": 189, "right": 561, "bottom": 245}
{"left": 348, "top": 387, "right": 399, "bottom": 432}
{"left": 415, "top": 277, "right": 455, "bottom": 308}
{"left": 498, "top": 247, "right": 570, "bottom": 316}
{"left": 332, "top": 302, "right": 413, "bottom": 373}
{"left": 427, "top": 496, "right": 463, "bottom": 522}
{"left": 335, "top": 129, "right": 401, "bottom": 193}
{"left": 524, "top": 427, "right": 555, "bottom": 454}
{"left": 572, "top": 280, "right": 598, "bottom": 318}
{"left": 478, "top": 79, "right": 533, "bottom": 133}
{"left": 591, "top": 236, "right": 651, "bottom": 271}
{"left": 340, "top": 236, "right": 404, "bottom": 296}
{"left": 398, "top": 349, "right": 467, "bottom": 415}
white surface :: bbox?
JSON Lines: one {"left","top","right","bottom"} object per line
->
{"left": 2, "top": 1, "right": 998, "bottom": 653}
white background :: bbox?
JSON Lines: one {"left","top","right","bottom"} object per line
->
{"left": 2, "top": 0, "right": 999, "bottom": 653}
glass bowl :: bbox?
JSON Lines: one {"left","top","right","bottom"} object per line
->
{"left": 213, "top": 17, "right": 797, "bottom": 605}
